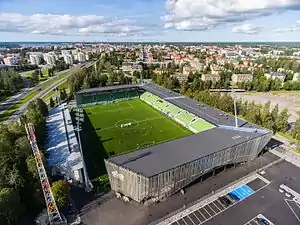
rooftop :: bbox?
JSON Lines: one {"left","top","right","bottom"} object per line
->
{"left": 107, "top": 127, "right": 269, "bottom": 177}
{"left": 76, "top": 84, "right": 138, "bottom": 94}
{"left": 45, "top": 103, "right": 83, "bottom": 174}
{"left": 142, "top": 83, "right": 250, "bottom": 127}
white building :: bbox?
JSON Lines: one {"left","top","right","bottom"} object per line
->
{"left": 29, "top": 54, "right": 43, "bottom": 65}
{"left": 293, "top": 73, "right": 300, "bottom": 82}
{"left": 231, "top": 74, "right": 253, "bottom": 83}
{"left": 121, "top": 62, "right": 143, "bottom": 73}
{"left": 3, "top": 56, "right": 18, "bottom": 65}
{"left": 201, "top": 74, "right": 221, "bottom": 83}
{"left": 264, "top": 72, "right": 286, "bottom": 82}
{"left": 63, "top": 54, "right": 74, "bottom": 65}
{"left": 77, "top": 52, "right": 86, "bottom": 63}
{"left": 44, "top": 53, "right": 57, "bottom": 65}
{"left": 85, "top": 53, "right": 89, "bottom": 61}
{"left": 61, "top": 50, "right": 72, "bottom": 55}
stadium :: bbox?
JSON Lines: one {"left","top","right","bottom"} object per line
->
{"left": 75, "top": 83, "right": 272, "bottom": 203}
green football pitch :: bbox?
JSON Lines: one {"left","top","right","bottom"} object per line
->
{"left": 83, "top": 98, "right": 192, "bottom": 157}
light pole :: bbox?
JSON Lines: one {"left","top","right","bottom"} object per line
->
{"left": 75, "top": 107, "right": 93, "bottom": 191}
{"left": 232, "top": 89, "right": 238, "bottom": 128}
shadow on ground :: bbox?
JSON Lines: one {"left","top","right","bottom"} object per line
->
{"left": 81, "top": 111, "right": 109, "bottom": 179}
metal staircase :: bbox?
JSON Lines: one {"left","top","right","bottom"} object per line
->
{"left": 25, "top": 123, "right": 66, "bottom": 225}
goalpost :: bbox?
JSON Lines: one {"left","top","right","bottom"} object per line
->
{"left": 120, "top": 122, "right": 132, "bottom": 128}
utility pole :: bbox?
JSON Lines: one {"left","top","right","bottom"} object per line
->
{"left": 232, "top": 89, "right": 238, "bottom": 128}
{"left": 75, "top": 107, "right": 93, "bottom": 191}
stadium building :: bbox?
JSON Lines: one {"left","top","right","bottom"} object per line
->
{"left": 75, "top": 83, "right": 272, "bottom": 203}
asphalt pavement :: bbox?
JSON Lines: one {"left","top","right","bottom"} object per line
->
{"left": 7, "top": 71, "right": 70, "bottom": 121}
{"left": 0, "top": 69, "right": 70, "bottom": 121}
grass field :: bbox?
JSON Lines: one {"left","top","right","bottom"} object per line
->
{"left": 81, "top": 98, "right": 192, "bottom": 179}
{"left": 85, "top": 98, "right": 192, "bottom": 156}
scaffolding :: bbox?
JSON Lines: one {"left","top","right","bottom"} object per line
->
{"left": 25, "top": 123, "right": 66, "bottom": 225}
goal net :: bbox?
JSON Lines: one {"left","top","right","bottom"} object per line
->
{"left": 120, "top": 122, "right": 132, "bottom": 128}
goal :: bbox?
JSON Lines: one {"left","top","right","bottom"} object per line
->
{"left": 120, "top": 122, "right": 132, "bottom": 128}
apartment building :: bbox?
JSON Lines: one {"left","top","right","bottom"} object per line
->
{"left": 121, "top": 62, "right": 143, "bottom": 74}
{"left": 231, "top": 74, "right": 253, "bottom": 83}
{"left": 63, "top": 54, "right": 74, "bottom": 65}
{"left": 201, "top": 74, "right": 221, "bottom": 83}
{"left": 30, "top": 53, "right": 43, "bottom": 65}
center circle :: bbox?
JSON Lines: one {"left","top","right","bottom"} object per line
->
{"left": 115, "top": 119, "right": 139, "bottom": 129}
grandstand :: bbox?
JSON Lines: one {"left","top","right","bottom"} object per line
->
{"left": 78, "top": 88, "right": 139, "bottom": 106}
{"left": 175, "top": 111, "right": 196, "bottom": 126}
{"left": 164, "top": 104, "right": 182, "bottom": 117}
{"left": 189, "top": 118, "right": 215, "bottom": 133}
{"left": 75, "top": 83, "right": 272, "bottom": 203}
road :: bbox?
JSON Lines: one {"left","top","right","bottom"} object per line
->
{"left": 0, "top": 69, "right": 70, "bottom": 116}
{"left": 7, "top": 72, "right": 70, "bottom": 121}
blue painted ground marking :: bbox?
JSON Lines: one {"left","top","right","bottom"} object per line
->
{"left": 229, "top": 184, "right": 254, "bottom": 200}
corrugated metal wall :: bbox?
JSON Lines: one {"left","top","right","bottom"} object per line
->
{"left": 105, "top": 132, "right": 272, "bottom": 202}
{"left": 105, "top": 160, "right": 149, "bottom": 202}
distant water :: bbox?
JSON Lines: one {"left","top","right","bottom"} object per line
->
{"left": 0, "top": 42, "right": 74, "bottom": 47}
{"left": 1, "top": 41, "right": 300, "bottom": 48}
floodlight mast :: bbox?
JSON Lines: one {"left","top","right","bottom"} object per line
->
{"left": 75, "top": 106, "right": 93, "bottom": 191}
{"left": 232, "top": 89, "right": 238, "bottom": 128}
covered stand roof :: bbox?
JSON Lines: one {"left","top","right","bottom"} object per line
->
{"left": 108, "top": 127, "right": 269, "bottom": 177}
{"left": 45, "top": 103, "right": 83, "bottom": 177}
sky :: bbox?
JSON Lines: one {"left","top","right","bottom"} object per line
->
{"left": 0, "top": 0, "right": 300, "bottom": 42}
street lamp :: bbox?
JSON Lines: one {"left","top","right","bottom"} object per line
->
{"left": 231, "top": 89, "right": 238, "bottom": 128}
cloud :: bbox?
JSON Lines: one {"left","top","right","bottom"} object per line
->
{"left": 162, "top": 0, "right": 300, "bottom": 30}
{"left": 232, "top": 24, "right": 262, "bottom": 34}
{"left": 0, "top": 12, "right": 143, "bottom": 36}
{"left": 274, "top": 20, "right": 300, "bottom": 33}
{"left": 274, "top": 27, "right": 300, "bottom": 32}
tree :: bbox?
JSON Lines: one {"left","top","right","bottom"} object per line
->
{"left": 276, "top": 108, "right": 290, "bottom": 132}
{"left": 271, "top": 104, "right": 279, "bottom": 131}
{"left": 35, "top": 98, "right": 48, "bottom": 117}
{"left": 51, "top": 180, "right": 69, "bottom": 209}
{"left": 26, "top": 155, "right": 38, "bottom": 178}
{"left": 0, "top": 69, "right": 24, "bottom": 97}
{"left": 49, "top": 97, "right": 55, "bottom": 108}
{"left": 31, "top": 70, "right": 40, "bottom": 84}
{"left": 39, "top": 69, "right": 43, "bottom": 78}
{"left": 0, "top": 188, "right": 25, "bottom": 225}
{"left": 60, "top": 89, "right": 67, "bottom": 101}
{"left": 291, "top": 116, "right": 300, "bottom": 140}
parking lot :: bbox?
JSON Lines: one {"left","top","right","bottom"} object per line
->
{"left": 201, "top": 160, "right": 300, "bottom": 225}
{"left": 244, "top": 214, "right": 274, "bottom": 225}
{"left": 167, "top": 176, "right": 269, "bottom": 225}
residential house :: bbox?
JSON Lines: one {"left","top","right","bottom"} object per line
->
{"left": 264, "top": 72, "right": 286, "bottom": 82}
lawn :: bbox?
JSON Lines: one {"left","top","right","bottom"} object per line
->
{"left": 85, "top": 99, "right": 191, "bottom": 155}
{"left": 81, "top": 98, "right": 192, "bottom": 178}
{"left": 42, "top": 80, "right": 69, "bottom": 103}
